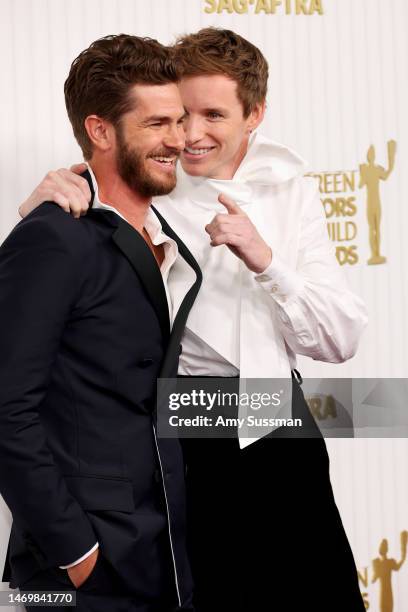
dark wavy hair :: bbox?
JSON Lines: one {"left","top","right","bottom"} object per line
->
{"left": 64, "top": 34, "right": 179, "bottom": 159}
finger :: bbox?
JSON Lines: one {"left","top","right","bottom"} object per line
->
{"left": 51, "top": 192, "right": 70, "bottom": 214}
{"left": 205, "top": 217, "right": 246, "bottom": 236}
{"left": 218, "top": 193, "right": 244, "bottom": 215}
{"left": 205, "top": 213, "right": 226, "bottom": 234}
{"left": 59, "top": 167, "right": 92, "bottom": 202}
{"left": 205, "top": 220, "right": 219, "bottom": 235}
{"left": 48, "top": 173, "right": 90, "bottom": 216}
{"left": 210, "top": 233, "right": 244, "bottom": 247}
{"left": 67, "top": 190, "right": 88, "bottom": 218}
{"left": 214, "top": 222, "right": 246, "bottom": 236}
{"left": 70, "top": 162, "right": 88, "bottom": 175}
{"left": 205, "top": 222, "right": 215, "bottom": 235}
{"left": 52, "top": 188, "right": 87, "bottom": 218}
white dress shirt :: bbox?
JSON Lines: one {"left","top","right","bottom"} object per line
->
{"left": 152, "top": 133, "right": 368, "bottom": 450}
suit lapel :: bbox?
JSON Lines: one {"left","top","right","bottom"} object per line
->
{"left": 112, "top": 220, "right": 170, "bottom": 340}
{"left": 82, "top": 169, "right": 170, "bottom": 340}
{"left": 82, "top": 169, "right": 202, "bottom": 368}
{"left": 152, "top": 206, "right": 202, "bottom": 378}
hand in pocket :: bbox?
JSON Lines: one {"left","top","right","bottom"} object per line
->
{"left": 67, "top": 547, "right": 99, "bottom": 588}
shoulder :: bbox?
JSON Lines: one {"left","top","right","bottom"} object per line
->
{"left": 287, "top": 175, "right": 322, "bottom": 217}
{"left": 268, "top": 174, "right": 320, "bottom": 212}
{"left": 2, "top": 202, "right": 93, "bottom": 259}
{"left": 298, "top": 174, "right": 320, "bottom": 197}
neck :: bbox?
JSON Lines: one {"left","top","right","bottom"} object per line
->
{"left": 90, "top": 157, "right": 150, "bottom": 232}
{"left": 222, "top": 134, "right": 250, "bottom": 180}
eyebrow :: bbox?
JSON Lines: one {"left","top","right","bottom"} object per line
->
{"left": 143, "top": 112, "right": 187, "bottom": 124}
{"left": 183, "top": 106, "right": 229, "bottom": 116}
{"left": 204, "top": 107, "right": 228, "bottom": 114}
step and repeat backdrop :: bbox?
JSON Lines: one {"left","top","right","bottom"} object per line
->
{"left": 1, "top": 0, "right": 407, "bottom": 609}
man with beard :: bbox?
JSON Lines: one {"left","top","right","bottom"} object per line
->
{"left": 0, "top": 34, "right": 202, "bottom": 612}
{"left": 17, "top": 28, "right": 367, "bottom": 611}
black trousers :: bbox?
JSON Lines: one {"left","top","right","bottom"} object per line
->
{"left": 180, "top": 376, "right": 365, "bottom": 612}
{"left": 20, "top": 552, "right": 183, "bottom": 612}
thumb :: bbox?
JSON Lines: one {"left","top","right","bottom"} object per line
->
{"left": 218, "top": 193, "right": 244, "bottom": 215}
{"left": 70, "top": 162, "right": 88, "bottom": 175}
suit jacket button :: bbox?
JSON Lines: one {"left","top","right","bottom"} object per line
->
{"left": 179, "top": 345, "right": 183, "bottom": 355}
{"left": 154, "top": 469, "right": 161, "bottom": 483}
{"left": 138, "top": 358, "right": 154, "bottom": 368}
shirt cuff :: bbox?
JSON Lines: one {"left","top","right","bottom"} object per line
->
{"left": 254, "top": 252, "right": 304, "bottom": 305}
{"left": 59, "top": 542, "right": 99, "bottom": 569}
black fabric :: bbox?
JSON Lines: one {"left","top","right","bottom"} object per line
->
{"left": 0, "top": 177, "right": 201, "bottom": 609}
{"left": 20, "top": 551, "right": 179, "bottom": 612}
{"left": 180, "top": 377, "right": 365, "bottom": 612}
{"left": 112, "top": 218, "right": 170, "bottom": 341}
{"left": 152, "top": 205, "right": 202, "bottom": 381}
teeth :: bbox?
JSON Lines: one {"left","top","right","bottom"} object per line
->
{"left": 185, "top": 147, "right": 213, "bottom": 155}
{"left": 151, "top": 157, "right": 175, "bottom": 163}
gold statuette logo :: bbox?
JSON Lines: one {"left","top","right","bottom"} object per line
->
{"left": 359, "top": 140, "right": 397, "bottom": 265}
{"left": 307, "top": 140, "right": 397, "bottom": 267}
{"left": 359, "top": 530, "right": 408, "bottom": 611}
{"left": 372, "top": 531, "right": 408, "bottom": 612}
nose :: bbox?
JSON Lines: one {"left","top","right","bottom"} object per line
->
{"left": 184, "top": 116, "right": 205, "bottom": 146}
{"left": 164, "top": 123, "right": 185, "bottom": 152}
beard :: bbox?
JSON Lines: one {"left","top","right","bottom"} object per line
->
{"left": 116, "top": 127, "right": 178, "bottom": 198}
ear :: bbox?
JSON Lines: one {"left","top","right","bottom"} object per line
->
{"left": 246, "top": 101, "right": 266, "bottom": 134}
{"left": 84, "top": 115, "right": 115, "bottom": 153}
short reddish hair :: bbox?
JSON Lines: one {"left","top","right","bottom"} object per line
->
{"left": 173, "top": 28, "right": 268, "bottom": 117}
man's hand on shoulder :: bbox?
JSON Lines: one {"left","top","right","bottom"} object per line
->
{"left": 66, "top": 547, "right": 99, "bottom": 589}
{"left": 19, "top": 163, "right": 92, "bottom": 220}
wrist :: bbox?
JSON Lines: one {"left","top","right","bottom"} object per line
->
{"left": 251, "top": 246, "right": 272, "bottom": 274}
{"left": 18, "top": 196, "right": 36, "bottom": 219}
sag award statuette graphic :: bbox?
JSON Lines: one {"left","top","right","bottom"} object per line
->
{"left": 308, "top": 139, "right": 397, "bottom": 267}
{"left": 359, "top": 140, "right": 397, "bottom": 265}
{"left": 371, "top": 531, "right": 408, "bottom": 612}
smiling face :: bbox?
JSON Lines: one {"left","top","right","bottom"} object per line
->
{"left": 114, "top": 82, "right": 186, "bottom": 197}
{"left": 178, "top": 74, "right": 265, "bottom": 180}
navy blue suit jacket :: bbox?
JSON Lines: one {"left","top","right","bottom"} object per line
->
{"left": 0, "top": 174, "right": 201, "bottom": 607}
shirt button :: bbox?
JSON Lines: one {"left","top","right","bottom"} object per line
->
{"left": 271, "top": 285, "right": 278, "bottom": 293}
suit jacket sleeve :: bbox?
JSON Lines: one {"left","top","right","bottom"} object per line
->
{"left": 0, "top": 208, "right": 97, "bottom": 567}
